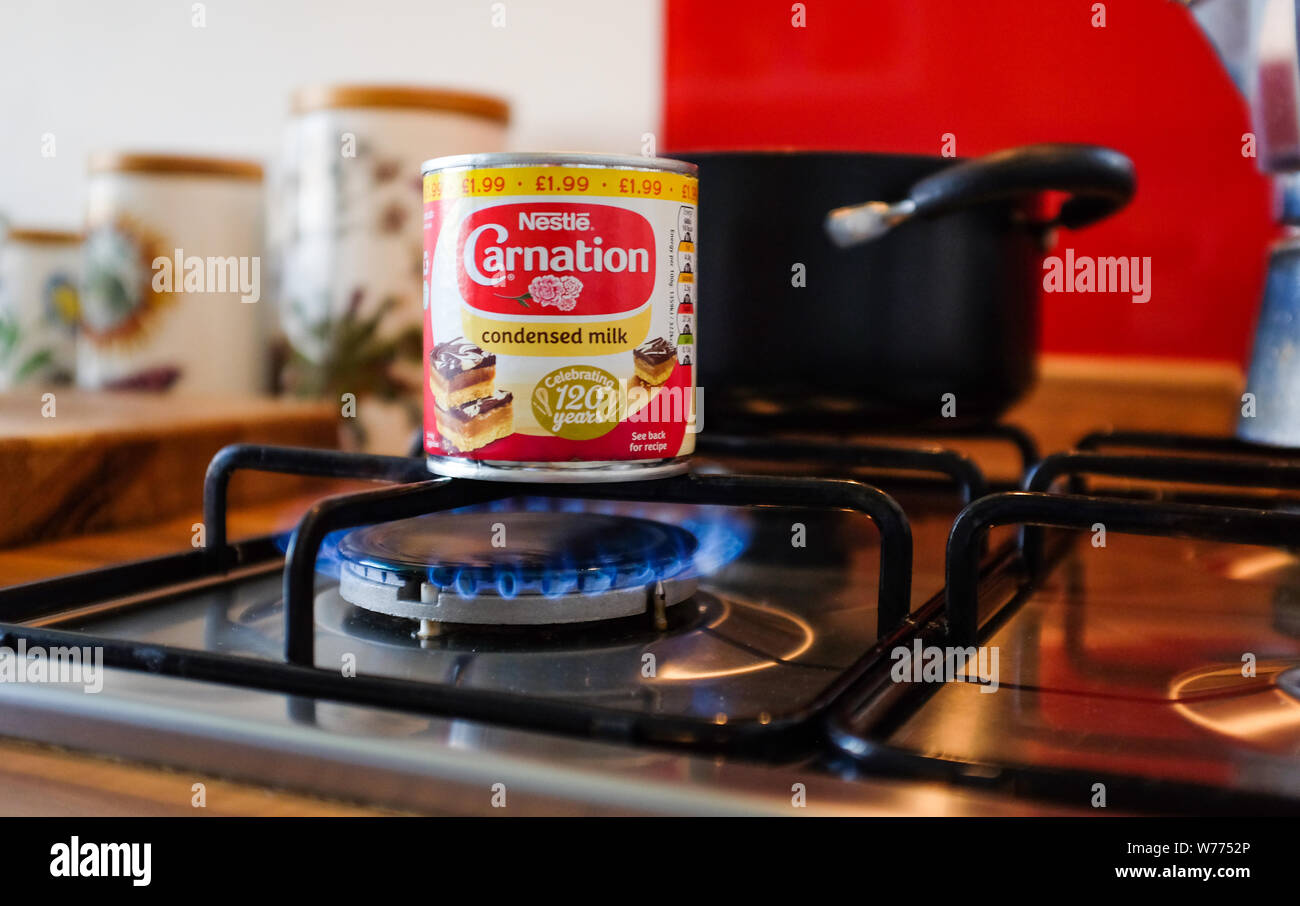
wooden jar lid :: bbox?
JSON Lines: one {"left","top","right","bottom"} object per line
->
{"left": 291, "top": 84, "right": 510, "bottom": 123}
{"left": 5, "top": 228, "right": 83, "bottom": 244}
{"left": 89, "top": 153, "right": 264, "bottom": 180}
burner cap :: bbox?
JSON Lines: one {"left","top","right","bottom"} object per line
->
{"left": 336, "top": 512, "right": 698, "bottom": 627}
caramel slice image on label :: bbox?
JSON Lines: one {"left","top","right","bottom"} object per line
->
{"left": 435, "top": 390, "right": 514, "bottom": 452}
{"left": 633, "top": 336, "right": 676, "bottom": 386}
{"left": 430, "top": 336, "right": 497, "bottom": 408}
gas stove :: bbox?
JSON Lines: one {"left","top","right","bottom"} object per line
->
{"left": 2, "top": 426, "right": 1299, "bottom": 815}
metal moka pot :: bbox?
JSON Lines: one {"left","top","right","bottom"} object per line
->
{"left": 1189, "top": 0, "right": 1300, "bottom": 443}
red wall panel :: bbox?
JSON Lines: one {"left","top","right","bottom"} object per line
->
{"left": 663, "top": 0, "right": 1275, "bottom": 363}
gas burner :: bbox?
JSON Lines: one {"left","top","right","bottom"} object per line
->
{"left": 336, "top": 511, "right": 699, "bottom": 632}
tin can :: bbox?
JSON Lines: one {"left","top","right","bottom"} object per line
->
{"left": 421, "top": 152, "right": 699, "bottom": 482}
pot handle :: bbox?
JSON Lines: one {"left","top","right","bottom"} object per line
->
{"left": 824, "top": 143, "right": 1136, "bottom": 247}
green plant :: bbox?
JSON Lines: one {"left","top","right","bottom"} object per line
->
{"left": 282, "top": 294, "right": 423, "bottom": 446}
{"left": 0, "top": 314, "right": 54, "bottom": 383}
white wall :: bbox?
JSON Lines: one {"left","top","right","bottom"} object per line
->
{"left": 0, "top": 0, "right": 662, "bottom": 228}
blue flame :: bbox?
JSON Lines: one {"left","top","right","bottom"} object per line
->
{"left": 284, "top": 496, "right": 752, "bottom": 596}
{"left": 274, "top": 527, "right": 359, "bottom": 581}
{"left": 677, "top": 508, "right": 753, "bottom": 578}
{"left": 494, "top": 567, "right": 520, "bottom": 599}
{"left": 454, "top": 568, "right": 479, "bottom": 598}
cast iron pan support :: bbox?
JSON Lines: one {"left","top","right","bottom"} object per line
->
{"left": 697, "top": 434, "right": 989, "bottom": 502}
{"left": 1020, "top": 451, "right": 1300, "bottom": 571}
{"left": 1076, "top": 429, "right": 1300, "bottom": 457}
{"left": 946, "top": 491, "right": 1300, "bottom": 646}
{"left": 281, "top": 472, "right": 913, "bottom": 666}
{"left": 0, "top": 447, "right": 911, "bottom": 751}
{"left": 202, "top": 444, "right": 430, "bottom": 568}
{"left": 280, "top": 479, "right": 513, "bottom": 664}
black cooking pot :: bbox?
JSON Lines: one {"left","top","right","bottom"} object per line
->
{"left": 673, "top": 144, "right": 1135, "bottom": 429}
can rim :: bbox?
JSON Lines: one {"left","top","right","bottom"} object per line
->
{"left": 425, "top": 455, "right": 692, "bottom": 482}
{"left": 420, "top": 151, "right": 698, "bottom": 177}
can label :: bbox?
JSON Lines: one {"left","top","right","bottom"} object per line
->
{"left": 422, "top": 164, "right": 698, "bottom": 465}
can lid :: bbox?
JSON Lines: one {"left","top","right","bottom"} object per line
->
{"left": 5, "top": 227, "right": 83, "bottom": 244}
{"left": 420, "top": 151, "right": 698, "bottom": 177}
{"left": 292, "top": 84, "right": 510, "bottom": 124}
{"left": 89, "top": 153, "right": 264, "bottom": 181}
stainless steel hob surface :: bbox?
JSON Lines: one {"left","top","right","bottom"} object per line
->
{"left": 0, "top": 666, "right": 1073, "bottom": 816}
{"left": 41, "top": 496, "right": 949, "bottom": 730}
{"left": 880, "top": 531, "right": 1300, "bottom": 799}
{"left": 6, "top": 430, "right": 1300, "bottom": 814}
{"left": 2, "top": 484, "right": 1041, "bottom": 815}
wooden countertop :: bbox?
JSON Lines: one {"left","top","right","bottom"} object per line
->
{"left": 0, "top": 391, "right": 338, "bottom": 548}
{"left": 866, "top": 355, "right": 1244, "bottom": 483}
{"left": 0, "top": 480, "right": 368, "bottom": 586}
{"left": 1013, "top": 354, "right": 1241, "bottom": 452}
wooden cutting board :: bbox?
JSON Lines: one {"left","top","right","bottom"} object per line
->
{"left": 0, "top": 390, "right": 338, "bottom": 549}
